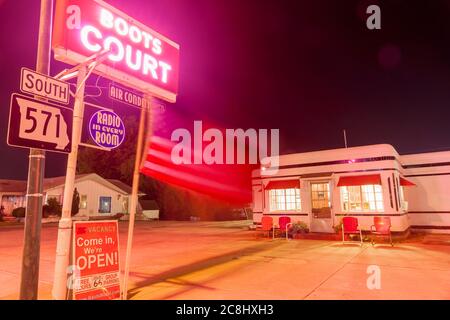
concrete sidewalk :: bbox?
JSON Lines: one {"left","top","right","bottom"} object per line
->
{"left": 1, "top": 221, "right": 449, "bottom": 300}
{"left": 129, "top": 239, "right": 450, "bottom": 300}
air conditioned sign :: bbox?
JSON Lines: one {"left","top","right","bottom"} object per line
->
{"left": 52, "top": 0, "right": 180, "bottom": 103}
{"left": 109, "top": 83, "right": 148, "bottom": 109}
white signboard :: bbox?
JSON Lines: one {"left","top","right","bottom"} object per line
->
{"left": 20, "top": 67, "right": 70, "bottom": 105}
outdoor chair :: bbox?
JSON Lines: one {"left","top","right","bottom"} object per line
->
{"left": 342, "top": 217, "right": 363, "bottom": 246}
{"left": 256, "top": 216, "right": 274, "bottom": 239}
{"left": 371, "top": 217, "right": 393, "bottom": 246}
{"left": 274, "top": 216, "right": 292, "bottom": 240}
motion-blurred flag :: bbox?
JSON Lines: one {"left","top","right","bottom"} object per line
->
{"left": 140, "top": 135, "right": 254, "bottom": 205}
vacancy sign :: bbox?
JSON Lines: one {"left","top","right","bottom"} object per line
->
{"left": 72, "top": 221, "right": 121, "bottom": 300}
{"left": 52, "top": 0, "right": 180, "bottom": 103}
{"left": 20, "top": 68, "right": 70, "bottom": 104}
{"left": 7, "top": 94, "right": 73, "bottom": 153}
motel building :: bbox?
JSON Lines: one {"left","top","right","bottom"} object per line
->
{"left": 0, "top": 173, "right": 153, "bottom": 220}
{"left": 252, "top": 144, "right": 450, "bottom": 234}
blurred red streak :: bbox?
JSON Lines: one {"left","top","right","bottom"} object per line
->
{"left": 140, "top": 135, "right": 254, "bottom": 204}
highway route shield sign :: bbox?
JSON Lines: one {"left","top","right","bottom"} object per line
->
{"left": 7, "top": 93, "right": 73, "bottom": 153}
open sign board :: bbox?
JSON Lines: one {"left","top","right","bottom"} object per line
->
{"left": 72, "top": 220, "right": 121, "bottom": 300}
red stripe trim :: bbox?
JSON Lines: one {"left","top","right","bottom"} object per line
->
{"left": 265, "top": 180, "right": 300, "bottom": 190}
{"left": 337, "top": 174, "right": 381, "bottom": 187}
{"left": 400, "top": 177, "right": 416, "bottom": 186}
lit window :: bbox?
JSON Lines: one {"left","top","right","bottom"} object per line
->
{"left": 340, "top": 185, "right": 384, "bottom": 212}
{"left": 80, "top": 195, "right": 87, "bottom": 209}
{"left": 311, "top": 183, "right": 331, "bottom": 211}
{"left": 122, "top": 196, "right": 129, "bottom": 213}
{"left": 269, "top": 188, "right": 301, "bottom": 212}
{"left": 398, "top": 186, "right": 408, "bottom": 210}
{"left": 99, "top": 196, "right": 112, "bottom": 214}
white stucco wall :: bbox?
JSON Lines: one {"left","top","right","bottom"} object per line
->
{"left": 142, "top": 209, "right": 159, "bottom": 219}
{"left": 404, "top": 175, "right": 450, "bottom": 231}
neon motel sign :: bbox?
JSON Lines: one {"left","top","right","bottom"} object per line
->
{"left": 52, "top": 0, "right": 180, "bottom": 103}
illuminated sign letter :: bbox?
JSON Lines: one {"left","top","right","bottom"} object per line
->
{"left": 104, "top": 36, "right": 124, "bottom": 62}
{"left": 152, "top": 38, "right": 162, "bottom": 55}
{"left": 159, "top": 61, "right": 172, "bottom": 84}
{"left": 129, "top": 26, "right": 142, "bottom": 43}
{"left": 80, "top": 25, "right": 102, "bottom": 52}
{"left": 143, "top": 54, "right": 158, "bottom": 80}
{"left": 114, "top": 17, "right": 129, "bottom": 36}
{"left": 66, "top": 5, "right": 81, "bottom": 30}
{"left": 100, "top": 8, "right": 114, "bottom": 29}
{"left": 125, "top": 45, "right": 142, "bottom": 71}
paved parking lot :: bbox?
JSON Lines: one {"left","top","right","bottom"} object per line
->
{"left": 0, "top": 221, "right": 449, "bottom": 299}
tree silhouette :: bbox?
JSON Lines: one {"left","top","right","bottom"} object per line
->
{"left": 72, "top": 188, "right": 80, "bottom": 216}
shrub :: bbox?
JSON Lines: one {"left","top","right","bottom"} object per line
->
{"left": 46, "top": 198, "right": 62, "bottom": 216}
{"left": 12, "top": 207, "right": 26, "bottom": 218}
{"left": 42, "top": 205, "right": 51, "bottom": 218}
{"left": 333, "top": 219, "right": 343, "bottom": 233}
{"left": 72, "top": 189, "right": 80, "bottom": 216}
{"left": 291, "top": 221, "right": 309, "bottom": 234}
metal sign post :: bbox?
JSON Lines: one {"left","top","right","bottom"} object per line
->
{"left": 122, "top": 96, "right": 150, "bottom": 300}
{"left": 19, "top": 0, "right": 53, "bottom": 300}
{"left": 52, "top": 66, "right": 87, "bottom": 300}
{"left": 52, "top": 49, "right": 112, "bottom": 300}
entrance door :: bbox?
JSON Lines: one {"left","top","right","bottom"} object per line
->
{"left": 310, "top": 182, "right": 333, "bottom": 233}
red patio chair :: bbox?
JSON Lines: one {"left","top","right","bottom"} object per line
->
{"left": 256, "top": 216, "right": 274, "bottom": 239}
{"left": 342, "top": 217, "right": 363, "bottom": 246}
{"left": 274, "top": 216, "right": 292, "bottom": 240}
{"left": 371, "top": 217, "right": 393, "bottom": 246}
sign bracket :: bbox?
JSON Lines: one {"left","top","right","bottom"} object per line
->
{"left": 54, "top": 49, "right": 110, "bottom": 82}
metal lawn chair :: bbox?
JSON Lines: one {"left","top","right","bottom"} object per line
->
{"left": 342, "top": 217, "right": 363, "bottom": 246}
{"left": 274, "top": 216, "right": 292, "bottom": 240}
{"left": 256, "top": 216, "right": 274, "bottom": 239}
{"left": 371, "top": 217, "right": 393, "bottom": 246}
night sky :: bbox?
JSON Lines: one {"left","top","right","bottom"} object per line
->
{"left": 1, "top": 0, "right": 450, "bottom": 180}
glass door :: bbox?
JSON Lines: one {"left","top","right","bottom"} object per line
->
{"left": 310, "top": 182, "right": 333, "bottom": 233}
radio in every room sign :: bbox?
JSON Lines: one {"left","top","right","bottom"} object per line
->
{"left": 72, "top": 221, "right": 121, "bottom": 300}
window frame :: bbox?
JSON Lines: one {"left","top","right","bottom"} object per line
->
{"left": 122, "top": 196, "right": 129, "bottom": 214}
{"left": 80, "top": 195, "right": 88, "bottom": 210}
{"left": 311, "top": 182, "right": 331, "bottom": 211}
{"left": 269, "top": 188, "right": 301, "bottom": 212}
{"left": 99, "top": 196, "right": 112, "bottom": 214}
{"left": 398, "top": 185, "right": 408, "bottom": 211}
{"left": 340, "top": 184, "right": 384, "bottom": 213}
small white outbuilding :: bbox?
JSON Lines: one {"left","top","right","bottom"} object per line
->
{"left": 0, "top": 173, "right": 145, "bottom": 220}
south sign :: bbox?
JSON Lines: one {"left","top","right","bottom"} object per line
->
{"left": 52, "top": 0, "right": 180, "bottom": 103}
